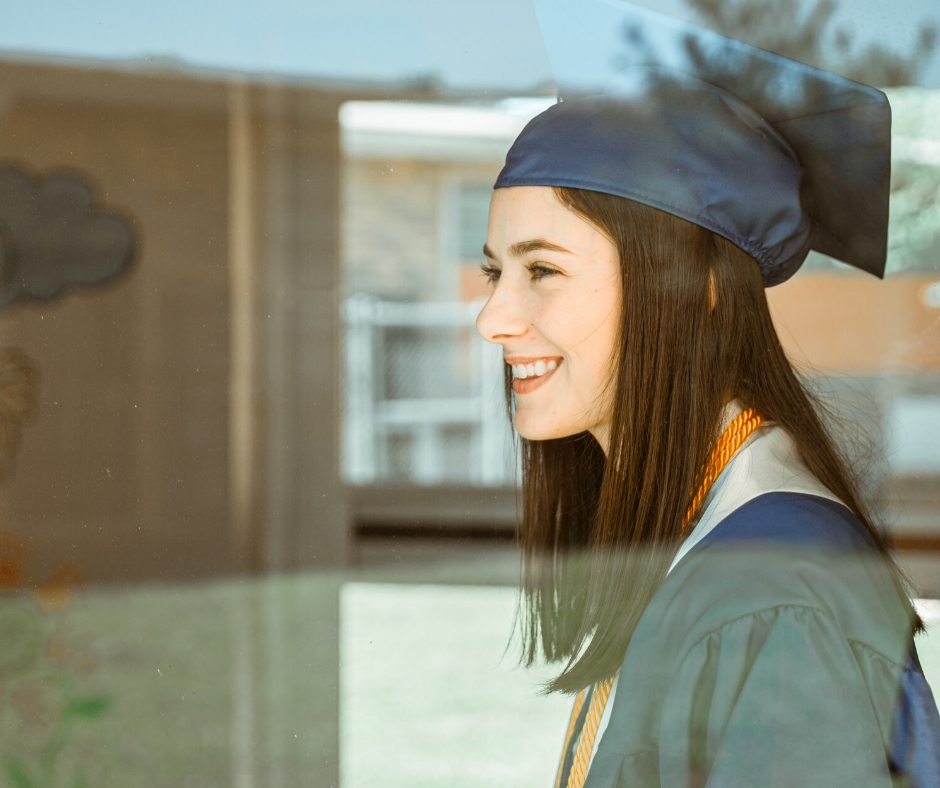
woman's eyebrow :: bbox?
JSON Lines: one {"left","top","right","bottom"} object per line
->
{"left": 482, "top": 239, "right": 573, "bottom": 260}
{"left": 511, "top": 239, "right": 573, "bottom": 257}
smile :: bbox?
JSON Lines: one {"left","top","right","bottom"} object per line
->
{"left": 506, "top": 357, "right": 562, "bottom": 395}
{"left": 511, "top": 359, "right": 558, "bottom": 379}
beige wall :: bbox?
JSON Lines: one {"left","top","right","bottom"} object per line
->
{"left": 343, "top": 159, "right": 441, "bottom": 300}
{"left": 0, "top": 61, "right": 350, "bottom": 585}
{"left": 0, "top": 73, "right": 232, "bottom": 583}
{"left": 4, "top": 69, "right": 932, "bottom": 585}
{"left": 768, "top": 274, "right": 940, "bottom": 372}
{"left": 342, "top": 158, "right": 501, "bottom": 301}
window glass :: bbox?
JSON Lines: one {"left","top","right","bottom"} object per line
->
{"left": 0, "top": 2, "right": 938, "bottom": 785}
{"left": 458, "top": 185, "right": 494, "bottom": 261}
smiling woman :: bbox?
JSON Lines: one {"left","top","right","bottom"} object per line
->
{"left": 472, "top": 2, "right": 940, "bottom": 787}
{"left": 477, "top": 187, "right": 621, "bottom": 446}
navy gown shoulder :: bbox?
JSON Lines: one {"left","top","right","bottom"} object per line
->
{"left": 698, "top": 492, "right": 940, "bottom": 786}
{"left": 585, "top": 492, "right": 940, "bottom": 788}
{"left": 697, "top": 491, "right": 877, "bottom": 552}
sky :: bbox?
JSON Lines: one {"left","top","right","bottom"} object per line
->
{"left": 0, "top": 0, "right": 938, "bottom": 91}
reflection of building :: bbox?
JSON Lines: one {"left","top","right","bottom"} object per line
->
{"left": 342, "top": 296, "right": 511, "bottom": 486}
{"left": 2, "top": 56, "right": 937, "bottom": 580}
{"left": 0, "top": 57, "right": 379, "bottom": 785}
{"left": 339, "top": 101, "right": 552, "bottom": 486}
{"left": 340, "top": 99, "right": 553, "bottom": 302}
{"left": 340, "top": 90, "right": 940, "bottom": 537}
{"left": 0, "top": 49, "right": 937, "bottom": 788}
{"left": 0, "top": 57, "right": 363, "bottom": 582}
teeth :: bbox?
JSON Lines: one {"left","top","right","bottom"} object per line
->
{"left": 511, "top": 360, "right": 559, "bottom": 379}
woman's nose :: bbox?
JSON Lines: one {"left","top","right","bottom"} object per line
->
{"left": 475, "top": 282, "right": 527, "bottom": 344}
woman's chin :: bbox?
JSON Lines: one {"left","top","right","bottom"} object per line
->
{"left": 514, "top": 408, "right": 607, "bottom": 446}
{"left": 513, "top": 413, "right": 573, "bottom": 442}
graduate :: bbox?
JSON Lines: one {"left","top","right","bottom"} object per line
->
{"left": 474, "top": 1, "right": 940, "bottom": 785}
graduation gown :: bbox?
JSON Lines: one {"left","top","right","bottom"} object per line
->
{"left": 563, "top": 425, "right": 940, "bottom": 787}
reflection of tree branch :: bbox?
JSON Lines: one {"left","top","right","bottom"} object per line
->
{"left": 687, "top": 0, "right": 937, "bottom": 86}
{"left": 616, "top": 15, "right": 835, "bottom": 110}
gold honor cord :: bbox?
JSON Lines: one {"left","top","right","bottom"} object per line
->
{"left": 555, "top": 407, "right": 765, "bottom": 788}
{"left": 554, "top": 688, "right": 588, "bottom": 788}
{"left": 684, "top": 407, "right": 766, "bottom": 532}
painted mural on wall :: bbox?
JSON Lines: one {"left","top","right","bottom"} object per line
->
{"left": 0, "top": 347, "right": 37, "bottom": 486}
{"left": 0, "top": 165, "right": 134, "bottom": 783}
{"left": 0, "top": 352, "right": 110, "bottom": 787}
{"left": 0, "top": 162, "right": 137, "bottom": 475}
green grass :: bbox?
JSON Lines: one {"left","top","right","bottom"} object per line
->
{"left": 1, "top": 576, "right": 937, "bottom": 788}
{"left": 340, "top": 583, "right": 570, "bottom": 788}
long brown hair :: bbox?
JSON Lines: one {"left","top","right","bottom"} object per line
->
{"left": 516, "top": 187, "right": 901, "bottom": 694}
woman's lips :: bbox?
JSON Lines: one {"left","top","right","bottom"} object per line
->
{"left": 510, "top": 359, "right": 561, "bottom": 395}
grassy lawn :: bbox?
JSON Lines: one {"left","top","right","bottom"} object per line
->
{"left": 340, "top": 583, "right": 570, "bottom": 788}
{"left": 1, "top": 576, "right": 937, "bottom": 788}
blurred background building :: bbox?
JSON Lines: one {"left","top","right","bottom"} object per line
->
{"left": 0, "top": 1, "right": 938, "bottom": 786}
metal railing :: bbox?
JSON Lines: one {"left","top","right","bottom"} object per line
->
{"left": 342, "top": 295, "right": 516, "bottom": 486}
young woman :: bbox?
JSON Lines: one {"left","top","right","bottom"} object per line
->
{"left": 474, "top": 12, "right": 940, "bottom": 788}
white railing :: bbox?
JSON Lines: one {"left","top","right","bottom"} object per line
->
{"left": 342, "top": 295, "right": 515, "bottom": 486}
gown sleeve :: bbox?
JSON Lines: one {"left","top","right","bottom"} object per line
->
{"left": 657, "top": 604, "right": 900, "bottom": 788}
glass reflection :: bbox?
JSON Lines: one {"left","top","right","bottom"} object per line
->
{"left": 0, "top": 0, "right": 936, "bottom": 785}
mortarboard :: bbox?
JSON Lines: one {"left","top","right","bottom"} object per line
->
{"left": 494, "top": 0, "right": 892, "bottom": 286}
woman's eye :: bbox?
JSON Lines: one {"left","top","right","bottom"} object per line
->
{"left": 527, "top": 263, "right": 558, "bottom": 281}
{"left": 479, "top": 263, "right": 501, "bottom": 284}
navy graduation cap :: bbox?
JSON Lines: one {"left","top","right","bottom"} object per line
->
{"left": 495, "top": 0, "right": 892, "bottom": 286}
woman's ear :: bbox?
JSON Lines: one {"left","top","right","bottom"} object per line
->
{"left": 708, "top": 268, "right": 717, "bottom": 311}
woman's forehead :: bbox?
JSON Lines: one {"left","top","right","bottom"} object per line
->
{"left": 487, "top": 186, "right": 601, "bottom": 257}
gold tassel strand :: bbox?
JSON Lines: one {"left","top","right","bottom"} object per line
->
{"left": 565, "top": 676, "right": 615, "bottom": 788}
{"left": 553, "top": 688, "right": 587, "bottom": 788}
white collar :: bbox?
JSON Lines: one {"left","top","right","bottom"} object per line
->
{"left": 667, "top": 416, "right": 846, "bottom": 574}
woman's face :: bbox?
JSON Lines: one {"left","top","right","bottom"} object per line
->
{"left": 476, "top": 186, "right": 622, "bottom": 451}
